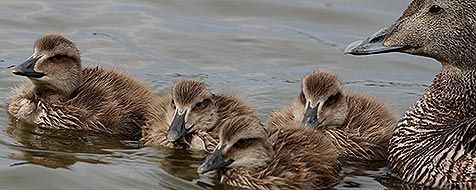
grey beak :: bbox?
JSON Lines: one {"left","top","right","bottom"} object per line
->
{"left": 198, "top": 145, "right": 234, "bottom": 174}
{"left": 344, "top": 22, "right": 405, "bottom": 55}
{"left": 12, "top": 56, "right": 45, "bottom": 78}
{"left": 166, "top": 111, "right": 188, "bottom": 142}
{"left": 302, "top": 104, "right": 318, "bottom": 125}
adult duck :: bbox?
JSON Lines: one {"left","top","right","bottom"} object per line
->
{"left": 346, "top": 0, "right": 476, "bottom": 188}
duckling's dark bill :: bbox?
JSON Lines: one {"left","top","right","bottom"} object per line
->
{"left": 12, "top": 56, "right": 45, "bottom": 78}
{"left": 166, "top": 112, "right": 188, "bottom": 142}
{"left": 344, "top": 23, "right": 405, "bottom": 55}
{"left": 302, "top": 105, "right": 318, "bottom": 125}
{"left": 198, "top": 145, "right": 233, "bottom": 174}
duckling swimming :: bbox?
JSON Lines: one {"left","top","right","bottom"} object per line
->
{"left": 141, "top": 80, "right": 258, "bottom": 152}
{"left": 198, "top": 115, "right": 341, "bottom": 190}
{"left": 269, "top": 71, "right": 397, "bottom": 161}
{"left": 345, "top": 0, "right": 476, "bottom": 188}
{"left": 8, "top": 34, "right": 158, "bottom": 138}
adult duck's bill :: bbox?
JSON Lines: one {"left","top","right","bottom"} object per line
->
{"left": 12, "top": 56, "right": 45, "bottom": 78}
{"left": 345, "top": 23, "right": 406, "bottom": 55}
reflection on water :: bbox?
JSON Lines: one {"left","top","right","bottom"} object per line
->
{"left": 0, "top": 0, "right": 438, "bottom": 189}
{"left": 5, "top": 118, "right": 127, "bottom": 168}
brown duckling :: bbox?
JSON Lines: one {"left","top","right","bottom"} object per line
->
{"left": 198, "top": 115, "right": 341, "bottom": 190}
{"left": 269, "top": 71, "right": 397, "bottom": 161}
{"left": 141, "top": 80, "right": 258, "bottom": 152}
{"left": 346, "top": 0, "right": 476, "bottom": 188}
{"left": 8, "top": 34, "right": 158, "bottom": 138}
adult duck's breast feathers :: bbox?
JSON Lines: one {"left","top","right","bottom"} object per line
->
{"left": 462, "top": 120, "right": 476, "bottom": 154}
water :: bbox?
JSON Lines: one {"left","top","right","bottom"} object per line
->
{"left": 0, "top": 0, "right": 441, "bottom": 189}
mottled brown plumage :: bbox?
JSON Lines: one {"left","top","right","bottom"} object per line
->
{"left": 199, "top": 115, "right": 341, "bottom": 190}
{"left": 8, "top": 34, "right": 158, "bottom": 138}
{"left": 269, "top": 71, "right": 397, "bottom": 161}
{"left": 141, "top": 80, "right": 258, "bottom": 152}
{"left": 346, "top": 0, "right": 476, "bottom": 188}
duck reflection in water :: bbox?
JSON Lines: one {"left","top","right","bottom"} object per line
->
{"left": 4, "top": 118, "right": 133, "bottom": 169}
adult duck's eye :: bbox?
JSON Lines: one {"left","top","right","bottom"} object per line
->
{"left": 171, "top": 100, "right": 176, "bottom": 108}
{"left": 429, "top": 5, "right": 442, "bottom": 14}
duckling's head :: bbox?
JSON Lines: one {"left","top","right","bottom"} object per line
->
{"left": 197, "top": 116, "right": 271, "bottom": 174}
{"left": 166, "top": 80, "right": 219, "bottom": 142}
{"left": 346, "top": 0, "right": 476, "bottom": 70}
{"left": 12, "top": 34, "right": 82, "bottom": 96}
{"left": 294, "top": 71, "right": 348, "bottom": 128}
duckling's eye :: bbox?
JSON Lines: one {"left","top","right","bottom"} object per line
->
{"left": 299, "top": 92, "right": 306, "bottom": 104}
{"left": 48, "top": 54, "right": 71, "bottom": 62}
{"left": 192, "top": 98, "right": 211, "bottom": 111}
{"left": 429, "top": 5, "right": 443, "bottom": 14}
{"left": 171, "top": 100, "right": 176, "bottom": 109}
{"left": 195, "top": 101, "right": 204, "bottom": 109}
{"left": 234, "top": 139, "right": 248, "bottom": 148}
{"left": 325, "top": 92, "right": 341, "bottom": 106}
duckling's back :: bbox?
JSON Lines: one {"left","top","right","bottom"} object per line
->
{"left": 264, "top": 116, "right": 342, "bottom": 189}
{"left": 344, "top": 93, "right": 397, "bottom": 144}
{"left": 67, "top": 67, "right": 159, "bottom": 137}
{"left": 339, "top": 92, "right": 398, "bottom": 160}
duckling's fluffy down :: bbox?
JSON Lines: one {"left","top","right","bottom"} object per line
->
{"left": 9, "top": 67, "right": 159, "bottom": 137}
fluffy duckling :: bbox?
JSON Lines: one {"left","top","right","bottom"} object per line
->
{"left": 198, "top": 115, "right": 341, "bottom": 190}
{"left": 269, "top": 71, "right": 397, "bottom": 161}
{"left": 141, "top": 80, "right": 258, "bottom": 152}
{"left": 345, "top": 0, "right": 476, "bottom": 188}
{"left": 8, "top": 34, "right": 158, "bottom": 138}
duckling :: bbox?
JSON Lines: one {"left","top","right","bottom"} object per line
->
{"left": 269, "top": 71, "right": 397, "bottom": 161}
{"left": 141, "top": 80, "right": 258, "bottom": 152}
{"left": 8, "top": 34, "right": 158, "bottom": 138}
{"left": 198, "top": 115, "right": 341, "bottom": 190}
{"left": 345, "top": 0, "right": 476, "bottom": 188}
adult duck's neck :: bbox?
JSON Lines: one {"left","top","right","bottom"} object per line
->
{"left": 404, "top": 64, "right": 476, "bottom": 128}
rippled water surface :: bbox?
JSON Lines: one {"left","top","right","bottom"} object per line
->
{"left": 0, "top": 0, "right": 441, "bottom": 189}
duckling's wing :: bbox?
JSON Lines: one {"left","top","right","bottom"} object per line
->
{"left": 32, "top": 101, "right": 109, "bottom": 133}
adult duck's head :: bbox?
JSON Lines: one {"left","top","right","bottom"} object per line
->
{"left": 345, "top": 0, "right": 476, "bottom": 70}
{"left": 197, "top": 116, "right": 271, "bottom": 174}
{"left": 166, "top": 80, "right": 219, "bottom": 142}
{"left": 12, "top": 34, "right": 82, "bottom": 96}
{"left": 294, "top": 71, "right": 348, "bottom": 128}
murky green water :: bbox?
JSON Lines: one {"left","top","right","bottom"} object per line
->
{"left": 0, "top": 0, "right": 440, "bottom": 189}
